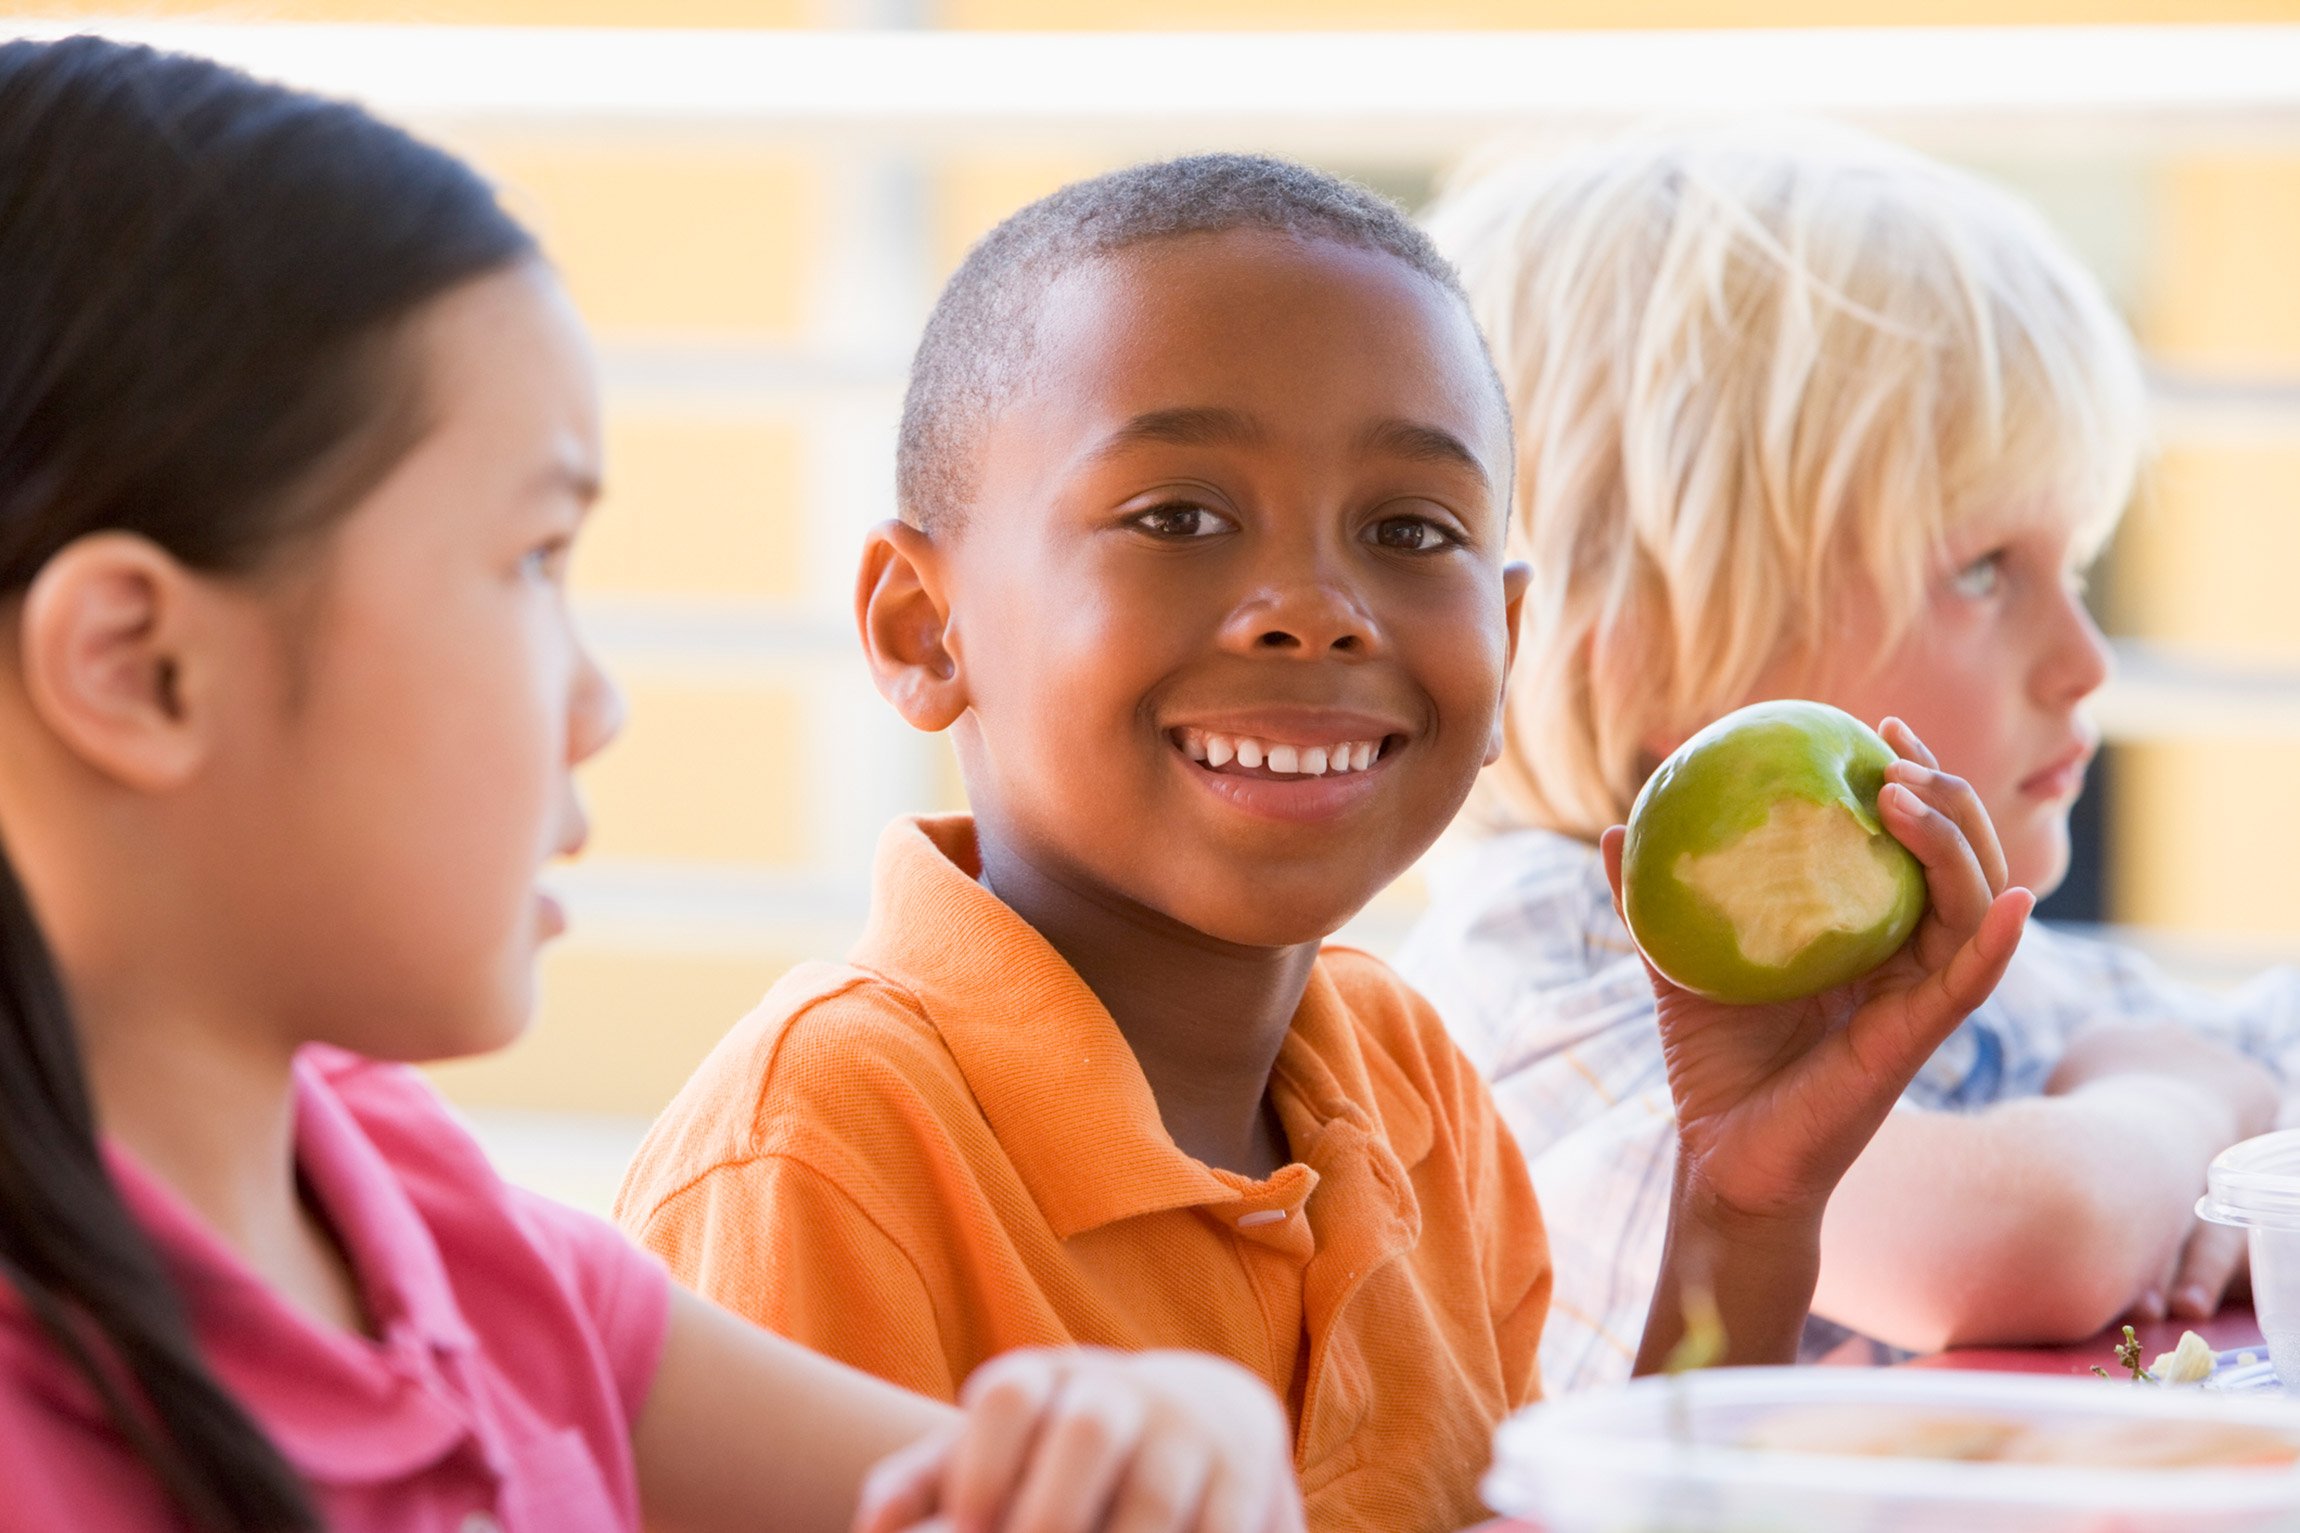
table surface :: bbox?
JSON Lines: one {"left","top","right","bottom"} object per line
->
{"left": 1460, "top": 1305, "right": 2270, "bottom": 1533}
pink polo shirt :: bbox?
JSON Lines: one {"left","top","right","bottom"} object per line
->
{"left": 0, "top": 1046, "right": 671, "bottom": 1533}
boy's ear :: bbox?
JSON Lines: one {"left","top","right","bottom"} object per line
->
{"left": 16, "top": 532, "right": 213, "bottom": 792}
{"left": 1485, "top": 559, "right": 1533, "bottom": 767}
{"left": 856, "top": 518, "right": 968, "bottom": 733}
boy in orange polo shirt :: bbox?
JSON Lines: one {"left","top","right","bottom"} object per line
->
{"left": 616, "top": 154, "right": 2031, "bottom": 1533}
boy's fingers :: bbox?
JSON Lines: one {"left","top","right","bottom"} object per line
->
{"left": 1883, "top": 760, "right": 2009, "bottom": 896}
{"left": 1859, "top": 889, "right": 2029, "bottom": 1078}
{"left": 1101, "top": 1430, "right": 1213, "bottom": 1533}
{"left": 1931, "top": 887, "right": 2032, "bottom": 1015}
{"left": 947, "top": 1357, "right": 1063, "bottom": 1532}
{"left": 1881, "top": 716, "right": 1941, "bottom": 772}
{"left": 1879, "top": 782, "right": 1993, "bottom": 937}
{"left": 2172, "top": 1220, "right": 2248, "bottom": 1321}
{"left": 1002, "top": 1370, "right": 1144, "bottom": 1533}
{"left": 1599, "top": 825, "right": 1628, "bottom": 922}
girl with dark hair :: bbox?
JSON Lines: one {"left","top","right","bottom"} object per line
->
{"left": 0, "top": 34, "right": 1300, "bottom": 1533}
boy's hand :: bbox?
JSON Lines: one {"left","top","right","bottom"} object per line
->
{"left": 850, "top": 1347, "right": 1303, "bottom": 1533}
{"left": 1609, "top": 718, "right": 2031, "bottom": 1231}
{"left": 1619, "top": 718, "right": 2032, "bottom": 1371}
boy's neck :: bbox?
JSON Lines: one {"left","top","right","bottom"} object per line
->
{"left": 976, "top": 827, "right": 1316, "bottom": 1180}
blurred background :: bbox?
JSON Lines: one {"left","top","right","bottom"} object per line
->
{"left": 16, "top": 0, "right": 2300, "bottom": 1211}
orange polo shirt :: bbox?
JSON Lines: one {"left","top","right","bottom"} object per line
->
{"left": 615, "top": 816, "right": 1550, "bottom": 1533}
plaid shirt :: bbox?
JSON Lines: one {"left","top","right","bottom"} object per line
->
{"left": 1393, "top": 827, "right": 2300, "bottom": 1394}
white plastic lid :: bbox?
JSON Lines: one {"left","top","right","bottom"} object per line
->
{"left": 2199, "top": 1129, "right": 2300, "bottom": 1233}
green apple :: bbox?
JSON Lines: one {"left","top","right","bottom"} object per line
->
{"left": 1622, "top": 700, "right": 1927, "bottom": 1005}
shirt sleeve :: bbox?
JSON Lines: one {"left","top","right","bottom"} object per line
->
{"left": 624, "top": 1155, "right": 957, "bottom": 1402}
{"left": 508, "top": 1189, "right": 675, "bottom": 1430}
{"left": 2011, "top": 922, "right": 2300, "bottom": 1089}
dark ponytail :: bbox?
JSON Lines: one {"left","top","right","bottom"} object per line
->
{"left": 0, "top": 36, "right": 535, "bottom": 1530}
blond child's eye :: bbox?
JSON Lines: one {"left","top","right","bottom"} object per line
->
{"left": 1129, "top": 504, "right": 1230, "bottom": 539}
{"left": 1950, "top": 552, "right": 2004, "bottom": 599}
{"left": 524, "top": 538, "right": 573, "bottom": 583}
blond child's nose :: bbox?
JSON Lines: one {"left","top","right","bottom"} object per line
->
{"left": 2041, "top": 586, "right": 2113, "bottom": 704}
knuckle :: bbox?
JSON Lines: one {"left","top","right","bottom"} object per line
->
{"left": 1117, "top": 1477, "right": 1188, "bottom": 1531}
{"left": 1057, "top": 1395, "right": 1129, "bottom": 1457}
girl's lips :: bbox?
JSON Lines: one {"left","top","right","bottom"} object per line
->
{"left": 535, "top": 887, "right": 567, "bottom": 938}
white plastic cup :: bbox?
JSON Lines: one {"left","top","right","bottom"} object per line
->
{"left": 2198, "top": 1128, "right": 2300, "bottom": 1390}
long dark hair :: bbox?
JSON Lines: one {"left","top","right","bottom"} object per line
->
{"left": 0, "top": 35, "right": 535, "bottom": 1530}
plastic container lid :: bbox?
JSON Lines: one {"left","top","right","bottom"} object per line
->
{"left": 2200, "top": 1129, "right": 2300, "bottom": 1233}
{"left": 1485, "top": 1366, "right": 2300, "bottom": 1533}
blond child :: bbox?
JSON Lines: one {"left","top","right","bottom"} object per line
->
{"left": 1397, "top": 122, "right": 2296, "bottom": 1393}
{"left": 0, "top": 37, "right": 1302, "bottom": 1533}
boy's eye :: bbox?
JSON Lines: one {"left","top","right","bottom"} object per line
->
{"left": 1950, "top": 551, "right": 2004, "bottom": 599}
{"left": 1128, "top": 504, "right": 1232, "bottom": 539}
{"left": 1368, "top": 515, "right": 1459, "bottom": 553}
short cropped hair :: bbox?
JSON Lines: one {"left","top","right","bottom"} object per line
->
{"left": 1430, "top": 123, "right": 2147, "bottom": 842}
{"left": 897, "top": 152, "right": 1482, "bottom": 533}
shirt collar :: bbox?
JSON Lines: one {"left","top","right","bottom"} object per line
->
{"left": 850, "top": 815, "right": 1430, "bottom": 1238}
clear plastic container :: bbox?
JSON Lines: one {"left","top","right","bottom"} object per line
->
{"left": 1484, "top": 1366, "right": 2300, "bottom": 1533}
{"left": 2201, "top": 1129, "right": 2300, "bottom": 1391}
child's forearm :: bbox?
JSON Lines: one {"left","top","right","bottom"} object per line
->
{"left": 637, "top": 1288, "right": 955, "bottom": 1533}
{"left": 1634, "top": 1172, "right": 1824, "bottom": 1377}
{"left": 1812, "top": 1084, "right": 2239, "bottom": 1352}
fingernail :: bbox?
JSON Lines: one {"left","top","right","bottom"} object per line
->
{"left": 2176, "top": 1285, "right": 2212, "bottom": 1318}
{"left": 2138, "top": 1290, "right": 2165, "bottom": 1322}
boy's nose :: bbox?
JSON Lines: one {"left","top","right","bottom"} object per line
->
{"left": 1226, "top": 585, "right": 1377, "bottom": 657}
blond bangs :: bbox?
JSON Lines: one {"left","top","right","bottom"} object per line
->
{"left": 1433, "top": 123, "right": 2145, "bottom": 841}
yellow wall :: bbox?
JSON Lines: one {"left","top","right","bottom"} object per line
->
{"left": 2111, "top": 156, "right": 2300, "bottom": 938}
{"left": 91, "top": 0, "right": 2273, "bottom": 1110}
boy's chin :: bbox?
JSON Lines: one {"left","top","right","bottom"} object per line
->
{"left": 1157, "top": 887, "right": 1368, "bottom": 952}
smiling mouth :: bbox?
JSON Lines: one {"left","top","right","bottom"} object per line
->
{"left": 1171, "top": 725, "right": 1400, "bottom": 779}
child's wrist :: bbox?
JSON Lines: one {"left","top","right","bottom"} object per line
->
{"left": 1672, "top": 1188, "right": 1826, "bottom": 1262}
{"left": 1668, "top": 1162, "right": 1828, "bottom": 1256}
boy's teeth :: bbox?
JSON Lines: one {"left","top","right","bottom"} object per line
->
{"left": 1179, "top": 731, "right": 1390, "bottom": 777}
